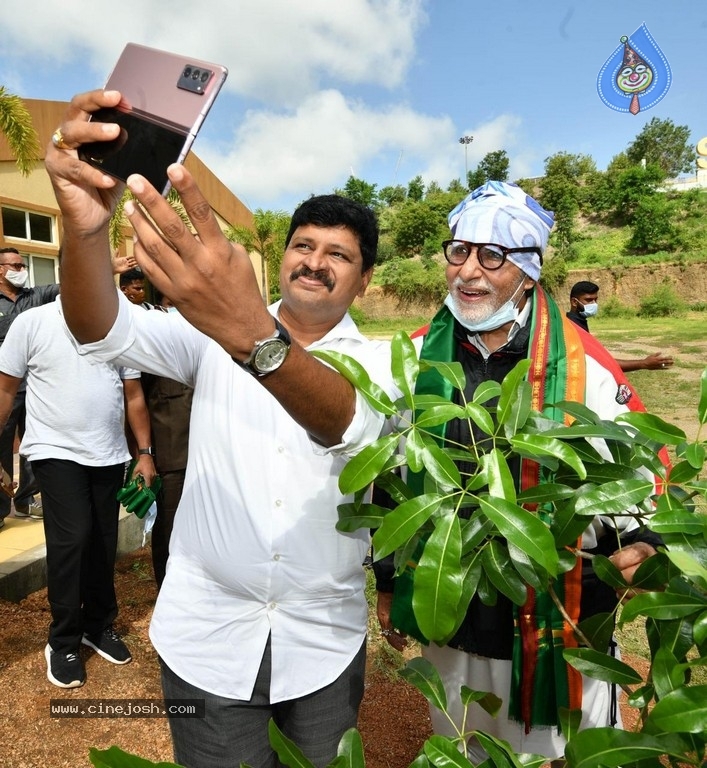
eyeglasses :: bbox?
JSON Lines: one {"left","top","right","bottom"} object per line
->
{"left": 442, "top": 240, "right": 542, "bottom": 269}
{"left": 0, "top": 262, "right": 27, "bottom": 270}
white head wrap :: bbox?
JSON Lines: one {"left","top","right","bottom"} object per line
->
{"left": 447, "top": 182, "right": 555, "bottom": 281}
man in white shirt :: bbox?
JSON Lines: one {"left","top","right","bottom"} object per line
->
{"left": 45, "top": 89, "right": 393, "bottom": 768}
{"left": 0, "top": 299, "right": 155, "bottom": 688}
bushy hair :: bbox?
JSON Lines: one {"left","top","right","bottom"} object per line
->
{"left": 119, "top": 268, "right": 144, "bottom": 287}
{"left": 285, "top": 195, "right": 378, "bottom": 272}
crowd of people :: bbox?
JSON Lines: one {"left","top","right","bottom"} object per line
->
{"left": 0, "top": 86, "right": 676, "bottom": 766}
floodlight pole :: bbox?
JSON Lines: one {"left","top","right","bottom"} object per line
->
{"left": 459, "top": 135, "right": 474, "bottom": 181}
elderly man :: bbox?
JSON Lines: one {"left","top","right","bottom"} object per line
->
{"left": 44, "top": 89, "right": 392, "bottom": 768}
{"left": 376, "top": 182, "right": 661, "bottom": 763}
{"left": 567, "top": 280, "right": 674, "bottom": 372}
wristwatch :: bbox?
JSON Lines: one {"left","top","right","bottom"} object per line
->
{"left": 138, "top": 447, "right": 153, "bottom": 456}
{"left": 234, "top": 319, "right": 291, "bottom": 377}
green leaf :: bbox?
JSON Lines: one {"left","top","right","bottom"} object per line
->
{"left": 616, "top": 412, "right": 687, "bottom": 446}
{"left": 662, "top": 549, "right": 707, "bottom": 589}
{"left": 419, "top": 358, "right": 466, "bottom": 393}
{"left": 415, "top": 403, "right": 467, "bottom": 428}
{"left": 422, "top": 735, "right": 474, "bottom": 768}
{"left": 693, "top": 610, "right": 707, "bottom": 647}
{"left": 421, "top": 441, "right": 462, "bottom": 491}
{"left": 336, "top": 502, "right": 387, "bottom": 533}
{"left": 338, "top": 433, "right": 400, "bottom": 495}
{"left": 509, "top": 433, "right": 586, "bottom": 479}
{"left": 478, "top": 496, "right": 559, "bottom": 575}
{"left": 557, "top": 706, "right": 583, "bottom": 745}
{"left": 335, "top": 728, "right": 365, "bottom": 768}
{"left": 699, "top": 367, "right": 707, "bottom": 425}
{"left": 592, "top": 554, "right": 627, "bottom": 590}
{"left": 507, "top": 541, "right": 549, "bottom": 592}
{"left": 372, "top": 494, "right": 443, "bottom": 559}
{"left": 472, "top": 379, "right": 502, "bottom": 404}
{"left": 619, "top": 591, "right": 707, "bottom": 624}
{"left": 481, "top": 448, "right": 516, "bottom": 505}
{"left": 464, "top": 402, "right": 496, "bottom": 436}
{"left": 460, "top": 686, "right": 503, "bottom": 718}
{"left": 399, "top": 657, "right": 448, "bottom": 712}
{"left": 501, "top": 379, "right": 532, "bottom": 438}
{"left": 268, "top": 718, "right": 316, "bottom": 768}
{"left": 497, "top": 359, "right": 532, "bottom": 427}
{"left": 414, "top": 512, "right": 464, "bottom": 642}
{"left": 651, "top": 646, "right": 685, "bottom": 700}
{"left": 683, "top": 440, "right": 706, "bottom": 469}
{"left": 648, "top": 510, "right": 707, "bottom": 535}
{"left": 516, "top": 483, "right": 575, "bottom": 505}
{"left": 311, "top": 349, "right": 396, "bottom": 416}
{"left": 668, "top": 459, "right": 702, "bottom": 485}
{"left": 573, "top": 478, "right": 654, "bottom": 517}
{"left": 390, "top": 331, "right": 419, "bottom": 411}
{"left": 577, "top": 612, "right": 616, "bottom": 654}
{"left": 647, "top": 685, "right": 707, "bottom": 733}
{"left": 563, "top": 647, "right": 642, "bottom": 684}
{"left": 482, "top": 540, "right": 527, "bottom": 605}
{"left": 564, "top": 727, "right": 689, "bottom": 767}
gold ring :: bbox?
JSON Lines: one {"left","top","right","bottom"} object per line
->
{"left": 51, "top": 128, "right": 71, "bottom": 150}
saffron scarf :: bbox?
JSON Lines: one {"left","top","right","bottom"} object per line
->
{"left": 391, "top": 286, "right": 589, "bottom": 731}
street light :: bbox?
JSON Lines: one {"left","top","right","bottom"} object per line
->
{"left": 459, "top": 135, "right": 474, "bottom": 180}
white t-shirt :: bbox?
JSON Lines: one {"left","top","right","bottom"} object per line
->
{"left": 70, "top": 292, "right": 394, "bottom": 702}
{"left": 0, "top": 299, "right": 135, "bottom": 466}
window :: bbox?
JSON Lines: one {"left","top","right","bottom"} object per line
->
{"left": 1, "top": 206, "right": 55, "bottom": 244}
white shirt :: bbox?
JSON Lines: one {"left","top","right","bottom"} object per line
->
{"left": 0, "top": 299, "right": 135, "bottom": 466}
{"left": 69, "top": 293, "right": 393, "bottom": 701}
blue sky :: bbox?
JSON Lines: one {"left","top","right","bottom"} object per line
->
{"left": 0, "top": 1, "right": 704, "bottom": 213}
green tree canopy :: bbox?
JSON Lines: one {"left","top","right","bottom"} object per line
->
{"left": 338, "top": 176, "right": 378, "bottom": 207}
{"left": 626, "top": 117, "right": 694, "bottom": 178}
{"left": 467, "top": 149, "right": 510, "bottom": 190}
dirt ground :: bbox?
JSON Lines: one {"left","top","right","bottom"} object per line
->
{"left": 0, "top": 548, "right": 433, "bottom": 768}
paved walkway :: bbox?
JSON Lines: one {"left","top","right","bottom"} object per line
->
{"left": 0, "top": 458, "right": 143, "bottom": 601}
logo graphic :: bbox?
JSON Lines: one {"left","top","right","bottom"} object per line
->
{"left": 597, "top": 23, "right": 672, "bottom": 115}
{"left": 616, "top": 384, "right": 633, "bottom": 406}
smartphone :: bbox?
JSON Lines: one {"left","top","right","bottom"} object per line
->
{"left": 79, "top": 43, "right": 228, "bottom": 195}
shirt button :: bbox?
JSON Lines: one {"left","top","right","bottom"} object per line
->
{"left": 277, "top": 446, "right": 285, "bottom": 454}
{"left": 268, "top": 602, "right": 277, "bottom": 610}
{"left": 275, "top": 499, "right": 282, "bottom": 507}
{"left": 273, "top": 554, "right": 281, "bottom": 561}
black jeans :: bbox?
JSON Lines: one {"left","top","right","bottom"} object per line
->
{"left": 0, "top": 390, "right": 39, "bottom": 517}
{"left": 33, "top": 458, "right": 125, "bottom": 654}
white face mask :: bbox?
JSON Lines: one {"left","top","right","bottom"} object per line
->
{"left": 445, "top": 277, "right": 527, "bottom": 333}
{"left": 5, "top": 269, "right": 28, "bottom": 288}
{"left": 581, "top": 302, "right": 598, "bottom": 318}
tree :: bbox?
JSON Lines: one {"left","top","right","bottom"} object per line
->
{"left": 390, "top": 200, "right": 441, "bottom": 257}
{"left": 226, "top": 209, "right": 290, "bottom": 303}
{"left": 338, "top": 176, "right": 378, "bottom": 207}
{"left": 378, "top": 185, "right": 406, "bottom": 207}
{"left": 407, "top": 175, "right": 425, "bottom": 202}
{"left": 468, "top": 149, "right": 510, "bottom": 189}
{"left": 626, "top": 117, "right": 694, "bottom": 178}
{"left": 539, "top": 152, "right": 596, "bottom": 257}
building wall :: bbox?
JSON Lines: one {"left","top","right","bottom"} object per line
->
{"left": 0, "top": 98, "right": 258, "bottom": 285}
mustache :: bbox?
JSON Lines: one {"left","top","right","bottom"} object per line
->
{"left": 289, "top": 265, "right": 335, "bottom": 292}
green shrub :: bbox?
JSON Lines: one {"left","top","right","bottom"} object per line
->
{"left": 638, "top": 283, "right": 686, "bottom": 317}
{"left": 377, "top": 258, "right": 447, "bottom": 306}
{"left": 600, "top": 295, "right": 635, "bottom": 318}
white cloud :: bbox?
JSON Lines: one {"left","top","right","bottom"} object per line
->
{"left": 0, "top": 0, "right": 426, "bottom": 104}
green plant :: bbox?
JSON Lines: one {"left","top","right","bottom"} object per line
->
{"left": 311, "top": 335, "right": 707, "bottom": 766}
{"left": 638, "top": 283, "right": 687, "bottom": 318}
{"left": 600, "top": 295, "right": 634, "bottom": 319}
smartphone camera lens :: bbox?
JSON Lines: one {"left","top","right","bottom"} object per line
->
{"left": 183, "top": 66, "right": 192, "bottom": 79}
{"left": 200, "top": 71, "right": 210, "bottom": 83}
{"left": 191, "top": 68, "right": 201, "bottom": 80}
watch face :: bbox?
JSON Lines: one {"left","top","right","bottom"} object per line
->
{"left": 254, "top": 340, "right": 289, "bottom": 373}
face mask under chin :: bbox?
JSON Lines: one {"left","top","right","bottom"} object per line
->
{"left": 445, "top": 277, "right": 527, "bottom": 333}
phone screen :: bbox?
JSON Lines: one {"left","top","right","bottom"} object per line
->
{"left": 79, "top": 107, "right": 189, "bottom": 193}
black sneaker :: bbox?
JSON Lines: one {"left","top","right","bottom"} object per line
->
{"left": 81, "top": 626, "right": 132, "bottom": 664}
{"left": 45, "top": 644, "right": 86, "bottom": 688}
